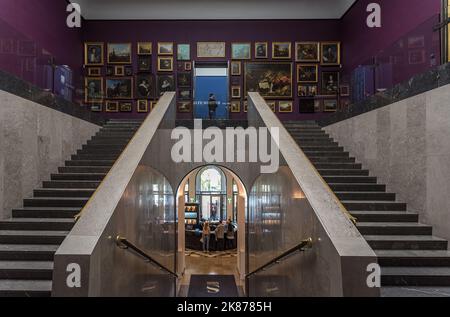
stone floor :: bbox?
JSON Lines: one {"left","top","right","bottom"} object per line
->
{"left": 177, "top": 250, "right": 245, "bottom": 297}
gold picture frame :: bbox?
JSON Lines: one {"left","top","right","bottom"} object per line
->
{"left": 230, "top": 101, "right": 241, "bottom": 113}
{"left": 137, "top": 100, "right": 149, "bottom": 113}
{"left": 158, "top": 42, "right": 174, "bottom": 55}
{"left": 114, "top": 65, "right": 125, "bottom": 76}
{"left": 279, "top": 100, "right": 293, "bottom": 113}
{"left": 295, "top": 42, "right": 320, "bottom": 62}
{"left": 84, "top": 42, "right": 104, "bottom": 66}
{"left": 158, "top": 57, "right": 174, "bottom": 72}
{"left": 87, "top": 67, "right": 101, "bottom": 76}
{"left": 107, "top": 43, "right": 132, "bottom": 64}
{"left": 137, "top": 42, "right": 152, "bottom": 55}
{"left": 105, "top": 101, "right": 119, "bottom": 112}
{"left": 297, "top": 64, "right": 319, "bottom": 83}
{"left": 266, "top": 101, "right": 276, "bottom": 113}
{"left": 321, "top": 42, "right": 341, "bottom": 65}
{"left": 84, "top": 77, "right": 104, "bottom": 104}
{"left": 244, "top": 62, "right": 293, "bottom": 99}
{"left": 272, "top": 42, "right": 292, "bottom": 59}
{"left": 231, "top": 43, "right": 251, "bottom": 60}
{"left": 230, "top": 61, "right": 241, "bottom": 76}
{"left": 255, "top": 42, "right": 268, "bottom": 59}
{"left": 231, "top": 86, "right": 241, "bottom": 99}
{"left": 197, "top": 42, "right": 226, "bottom": 58}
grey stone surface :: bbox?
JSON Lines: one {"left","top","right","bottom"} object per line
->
{"left": 325, "top": 84, "right": 450, "bottom": 242}
{"left": 0, "top": 89, "right": 100, "bottom": 220}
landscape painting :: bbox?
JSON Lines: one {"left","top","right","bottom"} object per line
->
{"left": 244, "top": 62, "right": 293, "bottom": 99}
{"left": 106, "top": 77, "right": 133, "bottom": 99}
{"left": 107, "top": 43, "right": 132, "bottom": 64}
{"left": 197, "top": 42, "right": 226, "bottom": 58}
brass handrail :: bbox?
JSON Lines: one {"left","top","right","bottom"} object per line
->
{"left": 115, "top": 235, "right": 178, "bottom": 278}
{"left": 246, "top": 238, "right": 313, "bottom": 279}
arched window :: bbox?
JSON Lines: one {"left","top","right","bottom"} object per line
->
{"left": 196, "top": 166, "right": 226, "bottom": 221}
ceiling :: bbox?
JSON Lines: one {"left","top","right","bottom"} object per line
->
{"left": 71, "top": 0, "right": 357, "bottom": 20}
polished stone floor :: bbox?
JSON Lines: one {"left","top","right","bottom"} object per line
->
{"left": 178, "top": 250, "right": 245, "bottom": 297}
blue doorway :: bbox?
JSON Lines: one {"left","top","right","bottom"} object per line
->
{"left": 194, "top": 64, "right": 229, "bottom": 119}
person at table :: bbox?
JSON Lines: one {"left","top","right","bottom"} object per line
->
{"left": 215, "top": 220, "right": 225, "bottom": 251}
{"left": 202, "top": 221, "right": 211, "bottom": 253}
{"left": 225, "top": 219, "right": 235, "bottom": 250}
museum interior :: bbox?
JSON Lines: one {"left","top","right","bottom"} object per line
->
{"left": 1, "top": 0, "right": 450, "bottom": 298}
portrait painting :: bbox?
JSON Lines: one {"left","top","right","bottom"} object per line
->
{"left": 321, "top": 42, "right": 341, "bottom": 65}
{"left": 106, "top": 77, "right": 133, "bottom": 99}
{"left": 232, "top": 43, "right": 251, "bottom": 60}
{"left": 138, "top": 56, "right": 152, "bottom": 72}
{"left": 297, "top": 64, "right": 318, "bottom": 83}
{"left": 157, "top": 75, "right": 175, "bottom": 96}
{"left": 279, "top": 101, "right": 293, "bottom": 113}
{"left": 177, "top": 44, "right": 191, "bottom": 61}
{"left": 298, "top": 84, "right": 318, "bottom": 97}
{"left": 177, "top": 72, "right": 192, "bottom": 87}
{"left": 185, "top": 62, "right": 192, "bottom": 71}
{"left": 296, "top": 42, "right": 320, "bottom": 62}
{"left": 84, "top": 77, "right": 103, "bottom": 103}
{"left": 322, "top": 71, "right": 340, "bottom": 96}
{"left": 324, "top": 99, "right": 338, "bottom": 112}
{"left": 231, "top": 61, "right": 241, "bottom": 76}
{"left": 230, "top": 101, "right": 241, "bottom": 113}
{"left": 272, "top": 42, "right": 292, "bottom": 59}
{"left": 255, "top": 42, "right": 268, "bottom": 59}
{"left": 178, "top": 101, "right": 192, "bottom": 113}
{"left": 245, "top": 62, "right": 293, "bottom": 99}
{"left": 158, "top": 42, "right": 174, "bottom": 55}
{"left": 197, "top": 42, "right": 226, "bottom": 58}
{"left": 178, "top": 89, "right": 192, "bottom": 100}
{"left": 120, "top": 101, "right": 133, "bottom": 112}
{"left": 137, "top": 100, "right": 149, "bottom": 113}
{"left": 158, "top": 57, "right": 174, "bottom": 72}
{"left": 136, "top": 74, "right": 154, "bottom": 99}
{"left": 105, "top": 101, "right": 119, "bottom": 113}
{"left": 231, "top": 86, "right": 241, "bottom": 99}
{"left": 85, "top": 42, "right": 104, "bottom": 66}
{"left": 137, "top": 42, "right": 152, "bottom": 55}
{"left": 107, "top": 43, "right": 132, "bottom": 64}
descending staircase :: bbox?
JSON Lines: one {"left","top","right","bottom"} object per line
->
{"left": 0, "top": 119, "right": 143, "bottom": 297}
{"left": 284, "top": 121, "right": 450, "bottom": 297}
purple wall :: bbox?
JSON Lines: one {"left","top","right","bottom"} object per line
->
{"left": 0, "top": 0, "right": 83, "bottom": 100}
{"left": 83, "top": 20, "right": 341, "bottom": 120}
{"left": 341, "top": 0, "right": 442, "bottom": 81}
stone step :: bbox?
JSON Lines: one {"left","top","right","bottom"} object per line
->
{"left": 58, "top": 166, "right": 111, "bottom": 174}
{"left": 357, "top": 222, "right": 432, "bottom": 235}
{"left": 0, "top": 218, "right": 74, "bottom": 231}
{"left": 23, "top": 197, "right": 89, "bottom": 208}
{"left": 0, "top": 230, "right": 68, "bottom": 245}
{"left": 289, "top": 132, "right": 329, "bottom": 137}
{"left": 0, "top": 261, "right": 53, "bottom": 280}
{"left": 82, "top": 144, "right": 125, "bottom": 151}
{"left": 329, "top": 183, "right": 386, "bottom": 192}
{"left": 76, "top": 148, "right": 122, "bottom": 155}
{"left": 99, "top": 128, "right": 139, "bottom": 132}
{"left": 335, "top": 192, "right": 396, "bottom": 201}
{"left": 34, "top": 188, "right": 96, "bottom": 198}
{"left": 300, "top": 146, "right": 344, "bottom": 152}
{"left": 295, "top": 140, "right": 338, "bottom": 147}
{"left": 51, "top": 173, "right": 106, "bottom": 181}
{"left": 342, "top": 200, "right": 407, "bottom": 211}
{"left": 313, "top": 163, "right": 362, "bottom": 170}
{"left": 71, "top": 154, "right": 119, "bottom": 160}
{"left": 318, "top": 169, "right": 370, "bottom": 176}
{"left": 43, "top": 180, "right": 100, "bottom": 189}
{"left": 309, "top": 157, "right": 356, "bottom": 163}
{"left": 0, "top": 244, "right": 58, "bottom": 261}
{"left": 65, "top": 160, "right": 114, "bottom": 167}
{"left": 292, "top": 136, "right": 332, "bottom": 141}
{"left": 351, "top": 211, "right": 418, "bottom": 223}
{"left": 365, "top": 235, "right": 447, "bottom": 250}
{"left": 12, "top": 207, "right": 81, "bottom": 219}
{"left": 381, "top": 267, "right": 450, "bottom": 286}
{"left": 303, "top": 151, "right": 350, "bottom": 157}
{"left": 323, "top": 176, "right": 378, "bottom": 184}
{"left": 0, "top": 280, "right": 52, "bottom": 297}
{"left": 86, "top": 139, "right": 129, "bottom": 146}
{"left": 376, "top": 250, "right": 450, "bottom": 267}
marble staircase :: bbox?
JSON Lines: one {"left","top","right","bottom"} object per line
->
{"left": 0, "top": 119, "right": 143, "bottom": 297}
{"left": 284, "top": 121, "right": 450, "bottom": 297}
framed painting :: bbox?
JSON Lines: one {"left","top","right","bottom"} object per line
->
{"left": 197, "top": 42, "right": 226, "bottom": 58}
{"left": 114, "top": 65, "right": 125, "bottom": 76}
{"left": 232, "top": 43, "right": 251, "bottom": 60}
{"left": 137, "top": 100, "right": 149, "bottom": 113}
{"left": 340, "top": 85, "right": 350, "bottom": 97}
{"left": 279, "top": 100, "right": 293, "bottom": 113}
{"left": 231, "top": 86, "right": 241, "bottom": 99}
{"left": 136, "top": 74, "right": 154, "bottom": 99}
{"left": 231, "top": 61, "right": 241, "bottom": 76}
{"left": 297, "top": 64, "right": 318, "bottom": 83}
{"left": 84, "top": 77, "right": 104, "bottom": 103}
{"left": 322, "top": 71, "right": 340, "bottom": 96}
{"left": 272, "top": 42, "right": 291, "bottom": 59}
{"left": 178, "top": 101, "right": 192, "bottom": 113}
{"left": 106, "top": 77, "right": 133, "bottom": 99}
{"left": 298, "top": 84, "right": 318, "bottom": 97}
{"left": 90, "top": 103, "right": 102, "bottom": 112}
{"left": 137, "top": 42, "right": 152, "bottom": 55}
{"left": 158, "top": 42, "right": 174, "bottom": 55}
{"left": 177, "top": 44, "right": 191, "bottom": 61}
{"left": 106, "top": 66, "right": 114, "bottom": 76}
{"left": 138, "top": 56, "right": 152, "bottom": 72}
{"left": 105, "top": 101, "right": 119, "bottom": 113}
{"left": 107, "top": 43, "right": 132, "bottom": 64}
{"left": 230, "top": 101, "right": 241, "bottom": 113}
{"left": 295, "top": 42, "right": 320, "bottom": 62}
{"left": 323, "top": 99, "right": 338, "bottom": 112}
{"left": 157, "top": 75, "right": 175, "bottom": 96}
{"left": 178, "top": 89, "right": 192, "bottom": 100}
{"left": 321, "top": 42, "right": 341, "bottom": 65}
{"left": 244, "top": 62, "right": 293, "bottom": 99}
{"left": 266, "top": 101, "right": 276, "bottom": 112}
{"left": 177, "top": 72, "right": 192, "bottom": 88}
{"left": 120, "top": 101, "right": 133, "bottom": 112}
{"left": 185, "top": 62, "right": 192, "bottom": 71}
{"left": 158, "top": 57, "right": 173, "bottom": 72}
{"left": 255, "top": 42, "right": 268, "bottom": 59}
{"left": 125, "top": 66, "right": 133, "bottom": 76}
{"left": 87, "top": 67, "right": 101, "bottom": 76}
{"left": 84, "top": 42, "right": 104, "bottom": 66}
